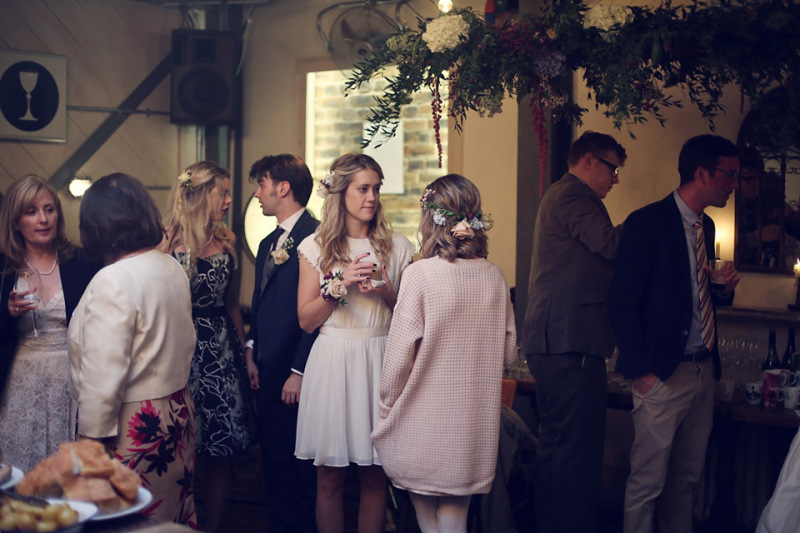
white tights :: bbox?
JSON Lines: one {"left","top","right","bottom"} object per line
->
{"left": 408, "top": 492, "right": 472, "bottom": 533}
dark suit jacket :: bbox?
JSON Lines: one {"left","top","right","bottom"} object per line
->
{"left": 250, "top": 210, "right": 319, "bottom": 399}
{"left": 524, "top": 173, "right": 622, "bottom": 358}
{"left": 0, "top": 249, "right": 101, "bottom": 395}
{"left": 609, "top": 194, "right": 733, "bottom": 382}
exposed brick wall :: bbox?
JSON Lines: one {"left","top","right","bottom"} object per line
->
{"left": 309, "top": 69, "right": 449, "bottom": 242}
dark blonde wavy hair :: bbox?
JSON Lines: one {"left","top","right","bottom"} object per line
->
{"left": 316, "top": 154, "right": 393, "bottom": 274}
{"left": 0, "top": 174, "right": 75, "bottom": 272}
{"left": 417, "top": 174, "right": 489, "bottom": 261}
{"left": 162, "top": 161, "right": 236, "bottom": 268}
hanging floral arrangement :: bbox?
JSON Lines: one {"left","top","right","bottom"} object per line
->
{"left": 345, "top": 0, "right": 800, "bottom": 196}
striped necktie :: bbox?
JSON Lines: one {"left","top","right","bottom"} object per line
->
{"left": 693, "top": 220, "right": 715, "bottom": 351}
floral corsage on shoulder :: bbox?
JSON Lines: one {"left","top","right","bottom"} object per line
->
{"left": 271, "top": 237, "right": 294, "bottom": 265}
{"left": 321, "top": 270, "right": 347, "bottom": 306}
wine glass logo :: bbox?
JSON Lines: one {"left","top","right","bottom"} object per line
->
{"left": 0, "top": 59, "right": 60, "bottom": 133}
{"left": 19, "top": 70, "right": 39, "bottom": 121}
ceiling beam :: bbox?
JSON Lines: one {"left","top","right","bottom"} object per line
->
{"left": 50, "top": 54, "right": 173, "bottom": 191}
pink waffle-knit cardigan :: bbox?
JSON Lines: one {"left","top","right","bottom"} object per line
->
{"left": 371, "top": 256, "right": 517, "bottom": 495}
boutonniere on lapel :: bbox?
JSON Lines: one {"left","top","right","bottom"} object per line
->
{"left": 271, "top": 237, "right": 294, "bottom": 266}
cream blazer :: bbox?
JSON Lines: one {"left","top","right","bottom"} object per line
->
{"left": 68, "top": 249, "right": 196, "bottom": 439}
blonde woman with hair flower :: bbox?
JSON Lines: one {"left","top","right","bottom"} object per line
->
{"left": 161, "top": 161, "right": 253, "bottom": 533}
{"left": 295, "top": 153, "right": 414, "bottom": 533}
{"left": 372, "top": 174, "right": 517, "bottom": 533}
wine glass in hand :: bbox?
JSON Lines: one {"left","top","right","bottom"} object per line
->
{"left": 15, "top": 268, "right": 42, "bottom": 337}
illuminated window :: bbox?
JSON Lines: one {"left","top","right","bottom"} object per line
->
{"left": 244, "top": 68, "right": 448, "bottom": 257}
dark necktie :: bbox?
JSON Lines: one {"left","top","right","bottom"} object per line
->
{"left": 260, "top": 227, "right": 285, "bottom": 292}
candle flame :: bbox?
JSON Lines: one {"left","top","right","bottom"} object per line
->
{"left": 438, "top": 0, "right": 453, "bottom": 12}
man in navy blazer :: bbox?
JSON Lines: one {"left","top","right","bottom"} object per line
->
{"left": 609, "top": 135, "right": 741, "bottom": 533}
{"left": 245, "top": 154, "right": 318, "bottom": 533}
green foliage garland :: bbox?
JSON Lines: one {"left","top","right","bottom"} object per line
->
{"left": 346, "top": 0, "right": 800, "bottom": 190}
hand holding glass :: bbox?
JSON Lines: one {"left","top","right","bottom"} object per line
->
{"left": 711, "top": 259, "right": 733, "bottom": 293}
{"left": 358, "top": 256, "right": 384, "bottom": 287}
{"left": 14, "top": 268, "right": 42, "bottom": 337}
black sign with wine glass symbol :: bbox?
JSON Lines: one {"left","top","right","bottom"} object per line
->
{"left": 0, "top": 60, "right": 59, "bottom": 132}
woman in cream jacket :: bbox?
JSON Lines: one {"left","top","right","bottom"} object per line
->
{"left": 69, "top": 173, "right": 197, "bottom": 526}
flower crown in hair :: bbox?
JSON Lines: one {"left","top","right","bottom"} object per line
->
{"left": 420, "top": 188, "right": 494, "bottom": 240}
{"left": 178, "top": 170, "right": 192, "bottom": 188}
{"left": 316, "top": 173, "right": 334, "bottom": 198}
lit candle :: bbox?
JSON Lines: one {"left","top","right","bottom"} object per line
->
{"left": 715, "top": 240, "right": 721, "bottom": 260}
{"left": 794, "top": 259, "right": 800, "bottom": 281}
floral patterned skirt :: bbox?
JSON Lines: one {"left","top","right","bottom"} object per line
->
{"left": 108, "top": 387, "right": 197, "bottom": 528}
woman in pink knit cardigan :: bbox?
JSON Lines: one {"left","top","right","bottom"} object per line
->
{"left": 372, "top": 174, "right": 518, "bottom": 532}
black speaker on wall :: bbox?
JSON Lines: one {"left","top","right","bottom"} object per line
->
{"left": 171, "top": 29, "right": 239, "bottom": 127}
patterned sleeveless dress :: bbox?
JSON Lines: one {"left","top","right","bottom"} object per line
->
{"left": 174, "top": 251, "right": 253, "bottom": 457}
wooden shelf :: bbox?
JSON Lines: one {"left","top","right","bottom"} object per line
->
{"left": 717, "top": 306, "right": 800, "bottom": 324}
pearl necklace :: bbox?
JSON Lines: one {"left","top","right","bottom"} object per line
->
{"left": 26, "top": 257, "right": 58, "bottom": 276}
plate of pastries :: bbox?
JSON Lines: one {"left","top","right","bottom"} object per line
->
{"left": 0, "top": 440, "right": 152, "bottom": 531}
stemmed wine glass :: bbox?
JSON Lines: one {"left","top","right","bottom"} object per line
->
{"left": 15, "top": 268, "right": 42, "bottom": 337}
{"left": 18, "top": 71, "right": 39, "bottom": 122}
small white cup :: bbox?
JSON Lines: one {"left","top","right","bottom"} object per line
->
{"left": 358, "top": 256, "right": 385, "bottom": 287}
{"left": 745, "top": 382, "right": 762, "bottom": 406}
{"left": 782, "top": 387, "right": 800, "bottom": 410}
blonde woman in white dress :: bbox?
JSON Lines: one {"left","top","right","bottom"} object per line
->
{"left": 295, "top": 153, "right": 414, "bottom": 533}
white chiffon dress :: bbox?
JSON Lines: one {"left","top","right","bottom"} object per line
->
{"left": 295, "top": 233, "right": 414, "bottom": 467}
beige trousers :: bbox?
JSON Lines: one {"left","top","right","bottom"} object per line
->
{"left": 624, "top": 359, "right": 714, "bottom": 533}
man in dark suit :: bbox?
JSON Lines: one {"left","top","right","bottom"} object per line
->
{"left": 524, "top": 131, "right": 627, "bottom": 533}
{"left": 609, "top": 135, "right": 740, "bottom": 533}
{"left": 245, "top": 154, "right": 318, "bottom": 533}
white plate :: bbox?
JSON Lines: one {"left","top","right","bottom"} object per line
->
{"left": 0, "top": 465, "right": 23, "bottom": 490}
{"left": 46, "top": 499, "right": 99, "bottom": 530}
{"left": 91, "top": 487, "right": 152, "bottom": 521}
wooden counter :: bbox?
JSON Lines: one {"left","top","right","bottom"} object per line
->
{"left": 513, "top": 374, "right": 800, "bottom": 428}
{"left": 512, "top": 372, "right": 800, "bottom": 531}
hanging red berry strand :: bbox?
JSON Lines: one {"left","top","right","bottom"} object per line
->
{"left": 530, "top": 92, "right": 549, "bottom": 197}
{"left": 431, "top": 77, "right": 443, "bottom": 168}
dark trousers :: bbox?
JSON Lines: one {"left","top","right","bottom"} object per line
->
{"left": 257, "top": 393, "right": 317, "bottom": 533}
{"left": 529, "top": 353, "right": 607, "bottom": 533}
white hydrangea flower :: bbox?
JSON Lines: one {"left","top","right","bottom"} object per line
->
{"left": 386, "top": 34, "right": 413, "bottom": 56}
{"left": 470, "top": 217, "right": 485, "bottom": 230}
{"left": 583, "top": 5, "right": 633, "bottom": 32}
{"left": 433, "top": 211, "right": 448, "bottom": 226}
{"left": 422, "top": 14, "right": 470, "bottom": 53}
{"left": 477, "top": 91, "right": 504, "bottom": 117}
